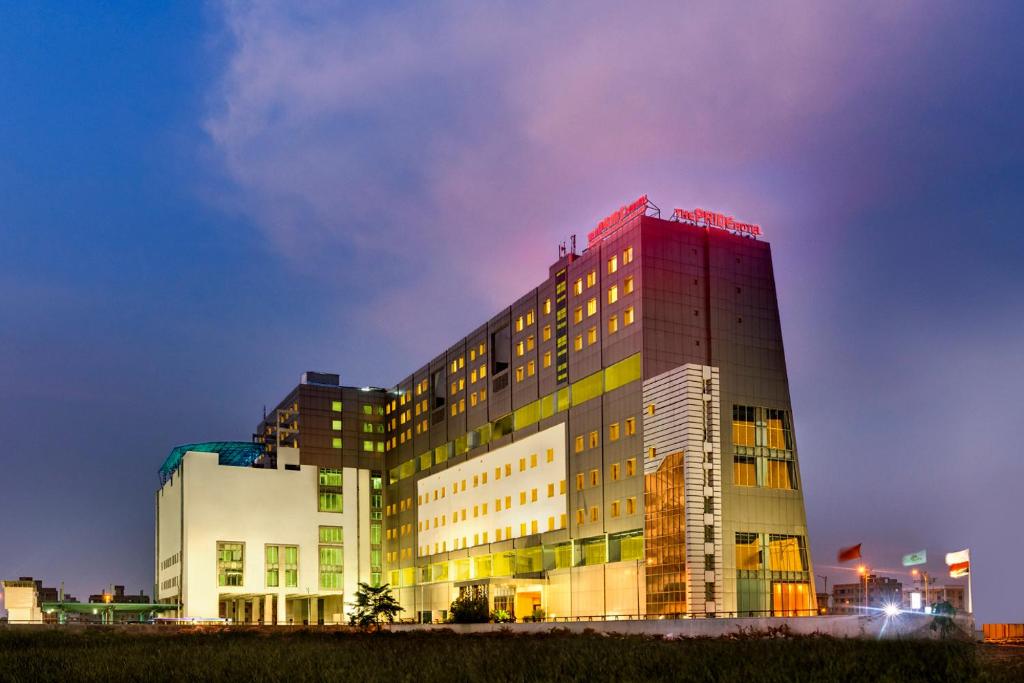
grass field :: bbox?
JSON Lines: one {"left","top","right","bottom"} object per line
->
{"left": 0, "top": 627, "right": 1022, "bottom": 682}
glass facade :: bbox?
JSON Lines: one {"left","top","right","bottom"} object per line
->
{"left": 643, "top": 451, "right": 686, "bottom": 616}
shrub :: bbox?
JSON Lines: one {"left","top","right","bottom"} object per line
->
{"left": 449, "top": 589, "right": 489, "bottom": 623}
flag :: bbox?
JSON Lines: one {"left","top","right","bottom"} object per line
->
{"left": 837, "top": 544, "right": 862, "bottom": 562}
{"left": 946, "top": 548, "right": 970, "bottom": 578}
{"left": 949, "top": 562, "right": 970, "bottom": 578}
{"left": 945, "top": 548, "right": 969, "bottom": 565}
{"left": 902, "top": 550, "right": 927, "bottom": 567}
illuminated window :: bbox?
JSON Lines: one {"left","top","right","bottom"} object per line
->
{"left": 626, "top": 496, "right": 636, "bottom": 514}
{"left": 519, "top": 457, "right": 526, "bottom": 472}
{"left": 587, "top": 327, "right": 597, "bottom": 345}
{"left": 626, "top": 458, "right": 636, "bottom": 476}
{"left": 624, "top": 276, "right": 634, "bottom": 294}
{"left": 559, "top": 479, "right": 566, "bottom": 494}
{"left": 470, "top": 369, "right": 477, "bottom": 383}
{"left": 515, "top": 316, "right": 524, "bottom": 332}
{"left": 586, "top": 271, "right": 596, "bottom": 288}
{"left": 608, "top": 255, "right": 618, "bottom": 274}
{"left": 527, "top": 360, "right": 535, "bottom": 376}
{"left": 574, "top": 335, "right": 583, "bottom": 351}
{"left": 587, "top": 297, "right": 597, "bottom": 316}
{"left": 623, "top": 246, "right": 633, "bottom": 264}
{"left": 526, "top": 310, "right": 534, "bottom": 326}
{"left": 576, "top": 509, "right": 585, "bottom": 525}
{"left": 505, "top": 463, "right": 511, "bottom": 476}
{"left": 543, "top": 298, "right": 551, "bottom": 315}
{"left": 589, "top": 468, "right": 599, "bottom": 486}
{"left": 573, "top": 278, "right": 583, "bottom": 295}
{"left": 734, "top": 456, "right": 756, "bottom": 486}
{"left": 526, "top": 335, "right": 535, "bottom": 351}
{"left": 543, "top": 351, "right": 552, "bottom": 368}
{"left": 546, "top": 448, "right": 554, "bottom": 463}
{"left": 611, "top": 500, "right": 620, "bottom": 518}
{"left": 531, "top": 520, "right": 539, "bottom": 534}
{"left": 647, "top": 404, "right": 656, "bottom": 416}
{"left": 588, "top": 430, "right": 599, "bottom": 448}
{"left": 576, "top": 473, "right": 584, "bottom": 490}
{"left": 647, "top": 446, "right": 657, "bottom": 460}
{"left": 479, "top": 342, "right": 486, "bottom": 356}
{"left": 331, "top": 401, "right": 342, "bottom": 412}
{"left": 530, "top": 453, "right": 538, "bottom": 468}
{"left": 542, "top": 324, "right": 551, "bottom": 341}
{"left": 515, "top": 366, "right": 524, "bottom": 382}
{"left": 611, "top": 462, "right": 620, "bottom": 480}
{"left": 732, "top": 405, "right": 756, "bottom": 447}
{"left": 217, "top": 542, "right": 244, "bottom": 587}
{"left": 332, "top": 437, "right": 342, "bottom": 449}
{"left": 331, "top": 419, "right": 342, "bottom": 431}
{"left": 573, "top": 306, "right": 583, "bottom": 324}
{"left": 530, "top": 488, "right": 538, "bottom": 502}
{"left": 625, "top": 417, "right": 636, "bottom": 435}
{"left": 516, "top": 340, "right": 525, "bottom": 357}
{"left": 590, "top": 506, "right": 599, "bottom": 522}
{"left": 623, "top": 306, "right": 635, "bottom": 325}
{"left": 547, "top": 483, "right": 555, "bottom": 497}
{"left": 767, "top": 459, "right": 795, "bottom": 490}
{"left": 608, "top": 284, "right": 619, "bottom": 305}
{"left": 608, "top": 315, "right": 618, "bottom": 334}
{"left": 470, "top": 349, "right": 476, "bottom": 361}
{"left": 574, "top": 435, "right": 584, "bottom": 453}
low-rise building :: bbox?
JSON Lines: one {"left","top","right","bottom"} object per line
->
{"left": 831, "top": 574, "right": 902, "bottom": 614}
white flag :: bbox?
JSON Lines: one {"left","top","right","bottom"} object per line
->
{"left": 945, "top": 548, "right": 970, "bottom": 565}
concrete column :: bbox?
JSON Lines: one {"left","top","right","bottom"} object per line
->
{"left": 308, "top": 596, "right": 317, "bottom": 625}
{"left": 277, "top": 592, "right": 288, "bottom": 625}
{"left": 264, "top": 594, "right": 274, "bottom": 625}
{"left": 252, "top": 596, "right": 261, "bottom": 624}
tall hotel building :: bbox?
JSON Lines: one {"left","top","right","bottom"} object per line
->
{"left": 156, "top": 197, "right": 816, "bottom": 623}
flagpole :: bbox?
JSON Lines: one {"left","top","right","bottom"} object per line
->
{"left": 967, "top": 565, "right": 973, "bottom": 614}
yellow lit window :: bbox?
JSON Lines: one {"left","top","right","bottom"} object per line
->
{"left": 587, "top": 297, "right": 597, "bottom": 316}
{"left": 588, "top": 430, "right": 599, "bottom": 448}
{"left": 608, "top": 315, "right": 618, "bottom": 334}
{"left": 626, "top": 457, "right": 636, "bottom": 476}
{"left": 574, "top": 435, "right": 584, "bottom": 453}
{"left": 734, "top": 457, "right": 756, "bottom": 486}
{"left": 608, "top": 284, "right": 618, "bottom": 304}
{"left": 531, "top": 520, "right": 538, "bottom": 534}
{"left": 609, "top": 423, "right": 620, "bottom": 441}
{"left": 515, "top": 316, "right": 524, "bottom": 332}
{"left": 530, "top": 488, "right": 537, "bottom": 502}
{"left": 560, "top": 513, "right": 567, "bottom": 529}
{"left": 451, "top": 381, "right": 457, "bottom": 394}
{"left": 559, "top": 479, "right": 566, "bottom": 494}
{"left": 647, "top": 404, "right": 655, "bottom": 416}
{"left": 470, "top": 349, "right": 476, "bottom": 361}
{"left": 505, "top": 495, "right": 511, "bottom": 509}
{"left": 611, "top": 462, "right": 620, "bottom": 480}
{"left": 625, "top": 417, "right": 636, "bottom": 435}
{"left": 573, "top": 279, "right": 583, "bottom": 295}
{"left": 542, "top": 324, "right": 551, "bottom": 341}
{"left": 526, "top": 335, "right": 535, "bottom": 351}
{"left": 546, "top": 448, "right": 554, "bottom": 462}
{"left": 548, "top": 516, "right": 555, "bottom": 531}
{"left": 608, "top": 255, "right": 618, "bottom": 274}
{"left": 495, "top": 498, "right": 502, "bottom": 511}
{"left": 482, "top": 472, "right": 487, "bottom": 484}
{"left": 495, "top": 528, "right": 502, "bottom": 541}
{"left": 527, "top": 360, "right": 535, "bottom": 376}
{"left": 458, "top": 378, "right": 465, "bottom": 391}
{"left": 576, "top": 473, "right": 584, "bottom": 490}
{"left": 573, "top": 306, "right": 583, "bottom": 324}
{"left": 480, "top": 364, "right": 486, "bottom": 379}
{"left": 479, "top": 343, "right": 486, "bottom": 355}
{"left": 648, "top": 446, "right": 657, "bottom": 460}
{"left": 516, "top": 340, "right": 524, "bottom": 357}
{"left": 515, "top": 366, "right": 524, "bottom": 382}
{"left": 589, "top": 468, "right": 599, "bottom": 486}
{"left": 586, "top": 271, "right": 596, "bottom": 287}
{"left": 451, "top": 404, "right": 457, "bottom": 417}
{"left": 470, "top": 392, "right": 478, "bottom": 407}
{"left": 624, "top": 306, "right": 635, "bottom": 325}
{"left": 624, "top": 276, "right": 634, "bottom": 294}
{"left": 451, "top": 360, "right": 458, "bottom": 373}
{"left": 520, "top": 457, "right": 527, "bottom": 472}
{"left": 526, "top": 310, "right": 534, "bottom": 326}
{"left": 543, "top": 351, "right": 552, "bottom": 368}
{"left": 473, "top": 505, "right": 479, "bottom": 518}
{"left": 547, "top": 483, "right": 554, "bottom": 497}
{"left": 611, "top": 500, "right": 620, "bottom": 518}
{"left": 623, "top": 246, "right": 634, "bottom": 264}
{"left": 543, "top": 298, "right": 551, "bottom": 315}
{"left": 587, "top": 327, "right": 597, "bottom": 345}
{"left": 530, "top": 453, "right": 537, "bottom": 467}
{"left": 574, "top": 335, "right": 583, "bottom": 351}
{"left": 590, "top": 506, "right": 599, "bottom": 522}
{"left": 505, "top": 463, "right": 511, "bottom": 476}
{"left": 576, "top": 509, "right": 585, "bottom": 525}
{"left": 473, "top": 475, "right": 479, "bottom": 487}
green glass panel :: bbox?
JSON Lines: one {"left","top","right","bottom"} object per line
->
{"left": 604, "top": 353, "right": 641, "bottom": 392}
{"left": 571, "top": 372, "right": 603, "bottom": 407}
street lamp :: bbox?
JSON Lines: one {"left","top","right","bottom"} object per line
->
{"left": 857, "top": 565, "right": 868, "bottom": 610}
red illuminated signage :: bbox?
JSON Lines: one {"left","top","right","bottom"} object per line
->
{"left": 587, "top": 195, "right": 649, "bottom": 245}
{"left": 672, "top": 207, "right": 762, "bottom": 237}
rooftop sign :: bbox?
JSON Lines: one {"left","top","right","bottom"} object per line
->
{"left": 587, "top": 194, "right": 649, "bottom": 245}
{"left": 672, "top": 207, "right": 762, "bottom": 237}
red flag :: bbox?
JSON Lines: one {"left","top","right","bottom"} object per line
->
{"left": 949, "top": 561, "right": 970, "bottom": 578}
{"left": 838, "top": 544, "right": 862, "bottom": 562}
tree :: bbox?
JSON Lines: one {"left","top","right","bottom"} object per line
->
{"left": 448, "top": 587, "right": 489, "bottom": 623}
{"left": 349, "top": 582, "right": 404, "bottom": 630}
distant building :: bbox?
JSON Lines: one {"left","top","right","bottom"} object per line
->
{"left": 89, "top": 585, "right": 151, "bottom": 605}
{"left": 832, "top": 574, "right": 902, "bottom": 613}
{"left": 815, "top": 591, "right": 830, "bottom": 614}
{"left": 902, "top": 584, "right": 965, "bottom": 612}
{"left": 1, "top": 577, "right": 77, "bottom": 623}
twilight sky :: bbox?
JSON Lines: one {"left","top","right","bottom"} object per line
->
{"left": 1, "top": 2, "right": 1022, "bottom": 623}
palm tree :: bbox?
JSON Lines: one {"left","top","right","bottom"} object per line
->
{"left": 349, "top": 582, "right": 404, "bottom": 630}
